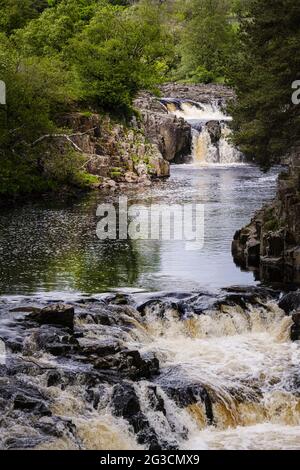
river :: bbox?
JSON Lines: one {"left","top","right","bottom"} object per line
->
{"left": 0, "top": 164, "right": 279, "bottom": 295}
{"left": 1, "top": 161, "right": 300, "bottom": 450}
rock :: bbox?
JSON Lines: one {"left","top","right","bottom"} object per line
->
{"left": 291, "top": 311, "right": 300, "bottom": 341}
{"left": 77, "top": 338, "right": 120, "bottom": 357}
{"left": 124, "top": 171, "right": 138, "bottom": 183}
{"left": 279, "top": 291, "right": 300, "bottom": 314}
{"left": 0, "top": 377, "right": 51, "bottom": 417}
{"left": 28, "top": 303, "right": 74, "bottom": 329}
{"left": 163, "top": 383, "right": 213, "bottom": 425}
{"left": 206, "top": 121, "right": 222, "bottom": 144}
{"left": 32, "top": 325, "right": 78, "bottom": 356}
{"left": 4, "top": 436, "right": 47, "bottom": 450}
{"left": 118, "top": 350, "right": 159, "bottom": 380}
{"left": 13, "top": 393, "right": 51, "bottom": 416}
{"left": 232, "top": 151, "right": 300, "bottom": 284}
{"left": 111, "top": 383, "right": 177, "bottom": 450}
{"left": 136, "top": 110, "right": 192, "bottom": 163}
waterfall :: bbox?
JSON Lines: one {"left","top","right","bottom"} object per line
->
{"left": 161, "top": 98, "right": 243, "bottom": 164}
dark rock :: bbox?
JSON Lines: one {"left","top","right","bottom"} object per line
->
{"left": 117, "top": 350, "right": 160, "bottom": 380}
{"left": 291, "top": 311, "right": 300, "bottom": 341}
{"left": 29, "top": 303, "right": 74, "bottom": 329}
{"left": 164, "top": 383, "right": 214, "bottom": 425}
{"left": 279, "top": 291, "right": 300, "bottom": 314}
{"left": 0, "top": 377, "right": 51, "bottom": 417}
{"left": 46, "top": 370, "right": 62, "bottom": 388}
{"left": 36, "top": 416, "right": 76, "bottom": 439}
{"left": 33, "top": 325, "right": 78, "bottom": 356}
{"left": 206, "top": 121, "right": 221, "bottom": 144}
{"left": 111, "top": 382, "right": 177, "bottom": 450}
{"left": 13, "top": 393, "right": 51, "bottom": 416}
{"left": 77, "top": 338, "right": 120, "bottom": 357}
{"left": 232, "top": 153, "right": 300, "bottom": 285}
{"left": 4, "top": 436, "right": 47, "bottom": 450}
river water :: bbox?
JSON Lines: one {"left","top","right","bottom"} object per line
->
{"left": 0, "top": 164, "right": 279, "bottom": 295}
{"left": 1, "top": 162, "right": 300, "bottom": 451}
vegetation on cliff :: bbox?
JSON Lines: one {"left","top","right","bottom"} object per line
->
{"left": 0, "top": 0, "right": 172, "bottom": 197}
{"left": 0, "top": 0, "right": 299, "bottom": 195}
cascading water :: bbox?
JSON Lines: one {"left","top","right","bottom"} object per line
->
{"left": 161, "top": 99, "right": 242, "bottom": 164}
{"left": 1, "top": 290, "right": 299, "bottom": 450}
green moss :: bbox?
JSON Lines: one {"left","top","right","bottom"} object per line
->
{"left": 110, "top": 167, "right": 123, "bottom": 180}
{"left": 264, "top": 218, "right": 280, "bottom": 232}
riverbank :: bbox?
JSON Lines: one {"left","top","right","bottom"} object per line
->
{"left": 232, "top": 147, "right": 300, "bottom": 285}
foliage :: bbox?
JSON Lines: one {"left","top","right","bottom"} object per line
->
{"left": 174, "top": 0, "right": 239, "bottom": 83}
{"left": 227, "top": 0, "right": 300, "bottom": 168}
{"left": 0, "top": 0, "right": 173, "bottom": 197}
{"left": 69, "top": 0, "right": 173, "bottom": 111}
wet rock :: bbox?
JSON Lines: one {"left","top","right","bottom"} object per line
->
{"left": 279, "top": 290, "right": 300, "bottom": 314}
{"left": 232, "top": 152, "right": 300, "bottom": 285}
{"left": 206, "top": 121, "right": 222, "bottom": 144}
{"left": 46, "top": 370, "right": 62, "bottom": 388}
{"left": 4, "top": 436, "right": 47, "bottom": 450}
{"left": 33, "top": 325, "right": 78, "bottom": 356}
{"left": 36, "top": 416, "right": 76, "bottom": 439}
{"left": 28, "top": 303, "right": 74, "bottom": 329}
{"left": 111, "top": 383, "right": 176, "bottom": 450}
{"left": 291, "top": 311, "right": 300, "bottom": 341}
{"left": 0, "top": 377, "right": 51, "bottom": 417}
{"left": 77, "top": 338, "right": 121, "bottom": 357}
{"left": 117, "top": 350, "right": 160, "bottom": 380}
{"left": 13, "top": 392, "right": 51, "bottom": 416}
{"left": 164, "top": 383, "right": 213, "bottom": 425}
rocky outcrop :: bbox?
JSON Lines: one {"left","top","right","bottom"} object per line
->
{"left": 159, "top": 83, "right": 235, "bottom": 103}
{"left": 134, "top": 92, "right": 192, "bottom": 163}
{"left": 59, "top": 112, "right": 170, "bottom": 189}
{"left": 232, "top": 150, "right": 300, "bottom": 284}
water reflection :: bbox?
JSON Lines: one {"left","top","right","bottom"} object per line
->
{"left": 0, "top": 165, "right": 280, "bottom": 295}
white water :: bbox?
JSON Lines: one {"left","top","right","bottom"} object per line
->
{"left": 6, "top": 297, "right": 299, "bottom": 451}
{"left": 35, "top": 300, "right": 297, "bottom": 450}
{"left": 163, "top": 100, "right": 242, "bottom": 164}
{"left": 123, "top": 301, "right": 300, "bottom": 449}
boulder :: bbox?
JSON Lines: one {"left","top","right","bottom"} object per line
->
{"left": 77, "top": 338, "right": 120, "bottom": 357}
{"left": 28, "top": 303, "right": 74, "bottom": 329}
{"left": 291, "top": 311, "right": 300, "bottom": 341}
{"left": 279, "top": 291, "right": 300, "bottom": 314}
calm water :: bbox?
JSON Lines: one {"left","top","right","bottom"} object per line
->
{"left": 0, "top": 164, "right": 280, "bottom": 295}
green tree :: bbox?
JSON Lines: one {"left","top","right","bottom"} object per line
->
{"left": 227, "top": 0, "right": 300, "bottom": 168}
{"left": 69, "top": 0, "right": 173, "bottom": 111}
{"left": 175, "top": 0, "right": 238, "bottom": 83}
{"left": 0, "top": 0, "right": 49, "bottom": 34}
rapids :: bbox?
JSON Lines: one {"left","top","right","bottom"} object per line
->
{"left": 0, "top": 290, "right": 299, "bottom": 450}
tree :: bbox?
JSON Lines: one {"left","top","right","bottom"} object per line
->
{"left": 227, "top": 0, "right": 300, "bottom": 168}
{"left": 175, "top": 0, "right": 238, "bottom": 83}
{"left": 0, "top": 0, "right": 49, "bottom": 34}
{"left": 69, "top": 0, "right": 173, "bottom": 111}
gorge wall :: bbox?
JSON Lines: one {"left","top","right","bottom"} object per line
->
{"left": 232, "top": 149, "right": 300, "bottom": 285}
{"left": 56, "top": 112, "right": 170, "bottom": 190}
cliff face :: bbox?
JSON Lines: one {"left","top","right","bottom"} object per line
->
{"left": 134, "top": 91, "right": 192, "bottom": 163}
{"left": 59, "top": 112, "right": 170, "bottom": 189}
{"left": 232, "top": 150, "right": 300, "bottom": 285}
